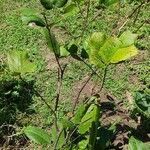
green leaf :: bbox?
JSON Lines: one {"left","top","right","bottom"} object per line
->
{"left": 61, "top": 117, "right": 74, "bottom": 129}
{"left": 98, "top": 31, "right": 138, "bottom": 65}
{"left": 134, "top": 92, "right": 150, "bottom": 118}
{"left": 21, "top": 8, "right": 45, "bottom": 27}
{"left": 40, "top": 0, "right": 68, "bottom": 10}
{"left": 98, "top": 36, "right": 121, "bottom": 65}
{"left": 51, "top": 124, "right": 65, "bottom": 149}
{"left": 40, "top": 0, "right": 54, "bottom": 10}
{"left": 78, "top": 138, "right": 89, "bottom": 150}
{"left": 7, "top": 51, "right": 36, "bottom": 75}
{"left": 78, "top": 104, "right": 100, "bottom": 134}
{"left": 23, "top": 126, "right": 50, "bottom": 145}
{"left": 110, "top": 45, "right": 138, "bottom": 63}
{"left": 84, "top": 32, "right": 106, "bottom": 67}
{"left": 119, "top": 30, "right": 137, "bottom": 47}
{"left": 85, "top": 31, "right": 138, "bottom": 67}
{"left": 128, "top": 136, "right": 150, "bottom": 150}
{"left": 60, "top": 46, "right": 70, "bottom": 57}
{"left": 81, "top": 48, "right": 89, "bottom": 59}
{"left": 86, "top": 32, "right": 106, "bottom": 51}
{"left": 43, "top": 28, "right": 60, "bottom": 56}
{"left": 72, "top": 104, "right": 87, "bottom": 124}
{"left": 63, "top": 3, "right": 79, "bottom": 17}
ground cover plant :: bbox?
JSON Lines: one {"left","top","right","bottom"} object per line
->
{"left": 0, "top": 0, "right": 150, "bottom": 149}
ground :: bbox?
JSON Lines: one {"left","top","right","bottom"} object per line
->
{"left": 0, "top": 0, "right": 150, "bottom": 149}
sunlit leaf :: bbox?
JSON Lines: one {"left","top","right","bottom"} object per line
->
{"left": 110, "top": 45, "right": 138, "bottom": 63}
{"left": 61, "top": 117, "right": 74, "bottom": 129}
{"left": 78, "top": 138, "right": 89, "bottom": 150}
{"left": 85, "top": 31, "right": 138, "bottom": 67}
{"left": 72, "top": 104, "right": 87, "bottom": 124}
{"left": 51, "top": 124, "right": 65, "bottom": 149}
{"left": 78, "top": 104, "right": 100, "bottom": 134}
{"left": 119, "top": 30, "right": 137, "bottom": 47}
{"left": 84, "top": 32, "right": 106, "bottom": 67}
{"left": 60, "top": 46, "right": 70, "bottom": 57}
{"left": 98, "top": 36, "right": 121, "bottom": 65}
{"left": 87, "top": 32, "right": 106, "bottom": 51}
{"left": 128, "top": 136, "right": 150, "bottom": 150}
{"left": 63, "top": 3, "right": 79, "bottom": 17}
{"left": 24, "top": 126, "right": 50, "bottom": 145}
{"left": 7, "top": 51, "right": 36, "bottom": 75}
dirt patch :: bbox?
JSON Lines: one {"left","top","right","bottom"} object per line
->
{"left": 132, "top": 50, "right": 149, "bottom": 64}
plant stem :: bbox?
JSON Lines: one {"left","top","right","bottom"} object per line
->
{"left": 99, "top": 66, "right": 108, "bottom": 92}
{"left": 53, "top": 129, "right": 64, "bottom": 150}
{"left": 42, "top": 13, "right": 65, "bottom": 113}
{"left": 55, "top": 65, "right": 67, "bottom": 112}
{"left": 80, "top": 0, "right": 91, "bottom": 39}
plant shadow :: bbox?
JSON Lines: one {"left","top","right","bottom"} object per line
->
{"left": 0, "top": 78, "right": 35, "bottom": 125}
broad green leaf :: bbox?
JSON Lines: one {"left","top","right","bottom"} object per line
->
{"left": 85, "top": 31, "right": 138, "bottom": 67}
{"left": 72, "top": 104, "right": 87, "bottom": 124}
{"left": 78, "top": 104, "right": 100, "bottom": 134}
{"left": 61, "top": 117, "right": 74, "bottom": 129}
{"left": 98, "top": 36, "right": 121, "bottom": 65}
{"left": 40, "top": 0, "right": 68, "bottom": 10}
{"left": 51, "top": 124, "right": 65, "bottom": 149}
{"left": 128, "top": 136, "right": 150, "bottom": 150}
{"left": 60, "top": 46, "right": 70, "bottom": 57}
{"left": 21, "top": 8, "right": 45, "bottom": 27}
{"left": 78, "top": 138, "right": 89, "bottom": 150}
{"left": 63, "top": 3, "right": 79, "bottom": 17}
{"left": 81, "top": 48, "right": 89, "bottom": 59}
{"left": 97, "top": 31, "right": 138, "bottom": 65}
{"left": 23, "top": 126, "right": 50, "bottom": 145}
{"left": 119, "top": 31, "right": 137, "bottom": 47}
{"left": 134, "top": 92, "right": 150, "bottom": 118}
{"left": 110, "top": 45, "right": 138, "bottom": 63}
{"left": 43, "top": 28, "right": 60, "bottom": 56}
{"left": 87, "top": 32, "right": 106, "bottom": 51}
{"left": 84, "top": 32, "right": 106, "bottom": 67}
{"left": 40, "top": 0, "right": 54, "bottom": 10}
{"left": 7, "top": 51, "right": 36, "bottom": 75}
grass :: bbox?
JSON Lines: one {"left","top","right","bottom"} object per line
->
{"left": 0, "top": 0, "right": 149, "bottom": 149}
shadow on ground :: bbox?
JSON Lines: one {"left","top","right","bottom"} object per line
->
{"left": 0, "top": 78, "right": 35, "bottom": 125}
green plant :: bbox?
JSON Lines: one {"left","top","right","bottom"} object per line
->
{"left": 23, "top": 101, "right": 116, "bottom": 149}
{"left": 18, "top": 0, "right": 140, "bottom": 149}
{"left": 1, "top": 0, "right": 148, "bottom": 149}
{"left": 7, "top": 50, "right": 36, "bottom": 75}
{"left": 128, "top": 136, "right": 150, "bottom": 150}
{"left": 134, "top": 91, "right": 150, "bottom": 118}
